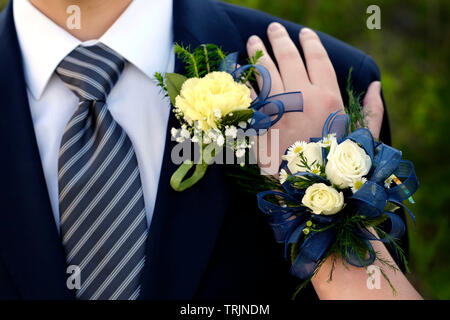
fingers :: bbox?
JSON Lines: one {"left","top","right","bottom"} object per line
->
{"left": 299, "top": 28, "right": 340, "bottom": 92}
{"left": 267, "top": 22, "right": 310, "bottom": 91}
{"left": 363, "top": 81, "right": 384, "bottom": 140}
{"left": 247, "top": 35, "right": 284, "bottom": 95}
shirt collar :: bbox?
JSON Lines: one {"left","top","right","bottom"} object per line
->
{"left": 13, "top": 0, "right": 173, "bottom": 100}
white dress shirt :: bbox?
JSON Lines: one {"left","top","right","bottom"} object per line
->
{"left": 13, "top": 0, "right": 174, "bottom": 229}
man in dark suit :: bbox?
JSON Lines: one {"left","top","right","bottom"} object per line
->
{"left": 0, "top": 0, "right": 420, "bottom": 299}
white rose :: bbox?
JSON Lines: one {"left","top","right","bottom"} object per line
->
{"left": 285, "top": 142, "right": 323, "bottom": 174}
{"left": 302, "top": 183, "right": 344, "bottom": 215}
{"left": 325, "top": 139, "right": 371, "bottom": 189}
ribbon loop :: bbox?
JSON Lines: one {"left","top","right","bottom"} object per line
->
{"left": 221, "top": 53, "right": 303, "bottom": 131}
{"left": 322, "top": 109, "right": 349, "bottom": 140}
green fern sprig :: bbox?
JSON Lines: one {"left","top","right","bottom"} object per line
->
{"left": 174, "top": 43, "right": 229, "bottom": 78}
{"left": 195, "top": 44, "right": 228, "bottom": 77}
{"left": 240, "top": 50, "right": 264, "bottom": 85}
{"left": 174, "top": 44, "right": 200, "bottom": 78}
{"left": 153, "top": 72, "right": 168, "bottom": 97}
{"left": 345, "top": 67, "right": 366, "bottom": 132}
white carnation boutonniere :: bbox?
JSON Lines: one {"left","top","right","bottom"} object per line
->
{"left": 154, "top": 45, "right": 260, "bottom": 191}
{"left": 154, "top": 44, "right": 302, "bottom": 191}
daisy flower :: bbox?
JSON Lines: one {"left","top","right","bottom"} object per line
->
{"left": 321, "top": 133, "right": 336, "bottom": 148}
{"left": 287, "top": 141, "right": 306, "bottom": 156}
{"left": 384, "top": 175, "right": 394, "bottom": 189}
{"left": 351, "top": 177, "right": 367, "bottom": 194}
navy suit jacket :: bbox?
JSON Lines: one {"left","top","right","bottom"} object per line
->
{"left": 0, "top": 0, "right": 407, "bottom": 299}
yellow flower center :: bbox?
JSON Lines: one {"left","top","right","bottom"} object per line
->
{"left": 294, "top": 146, "right": 303, "bottom": 154}
{"left": 354, "top": 180, "right": 364, "bottom": 190}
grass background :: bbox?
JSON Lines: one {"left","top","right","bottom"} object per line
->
{"left": 1, "top": 0, "right": 449, "bottom": 299}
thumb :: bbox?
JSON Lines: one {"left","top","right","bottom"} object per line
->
{"left": 363, "top": 81, "right": 383, "bottom": 140}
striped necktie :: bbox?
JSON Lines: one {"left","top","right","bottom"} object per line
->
{"left": 56, "top": 43, "right": 148, "bottom": 300}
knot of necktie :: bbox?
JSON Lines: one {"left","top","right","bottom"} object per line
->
{"left": 56, "top": 42, "right": 126, "bottom": 101}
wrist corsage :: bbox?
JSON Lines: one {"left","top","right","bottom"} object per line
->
{"left": 256, "top": 82, "right": 418, "bottom": 298}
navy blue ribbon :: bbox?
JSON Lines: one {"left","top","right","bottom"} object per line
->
{"left": 220, "top": 52, "right": 303, "bottom": 131}
{"left": 256, "top": 111, "right": 419, "bottom": 279}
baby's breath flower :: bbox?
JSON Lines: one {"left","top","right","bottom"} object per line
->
{"left": 207, "top": 129, "right": 218, "bottom": 139}
{"left": 225, "top": 125, "right": 238, "bottom": 138}
{"left": 236, "top": 139, "right": 248, "bottom": 150}
{"left": 214, "top": 109, "right": 222, "bottom": 119}
{"left": 180, "top": 127, "right": 191, "bottom": 139}
{"left": 203, "top": 135, "right": 212, "bottom": 144}
{"left": 236, "top": 149, "right": 246, "bottom": 158}
{"left": 171, "top": 127, "right": 179, "bottom": 139}
{"left": 216, "top": 134, "right": 225, "bottom": 147}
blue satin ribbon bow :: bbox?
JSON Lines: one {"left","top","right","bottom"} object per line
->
{"left": 256, "top": 111, "right": 419, "bottom": 280}
{"left": 220, "top": 52, "right": 303, "bottom": 131}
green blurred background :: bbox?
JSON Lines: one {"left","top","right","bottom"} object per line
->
{"left": 1, "top": 0, "right": 449, "bottom": 299}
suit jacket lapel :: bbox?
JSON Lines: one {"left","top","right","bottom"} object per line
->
{"left": 0, "top": 2, "right": 74, "bottom": 299}
{"left": 138, "top": 0, "right": 245, "bottom": 299}
{"left": 0, "top": 0, "right": 246, "bottom": 299}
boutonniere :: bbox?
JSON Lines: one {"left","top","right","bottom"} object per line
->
{"left": 154, "top": 44, "right": 302, "bottom": 191}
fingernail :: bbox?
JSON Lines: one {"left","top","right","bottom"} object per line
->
{"left": 301, "top": 27, "right": 312, "bottom": 34}
{"left": 268, "top": 22, "right": 282, "bottom": 32}
{"left": 375, "top": 81, "right": 382, "bottom": 92}
{"left": 248, "top": 35, "right": 260, "bottom": 46}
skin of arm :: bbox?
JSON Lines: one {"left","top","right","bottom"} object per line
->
{"left": 246, "top": 22, "right": 423, "bottom": 300}
{"left": 311, "top": 228, "right": 422, "bottom": 300}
